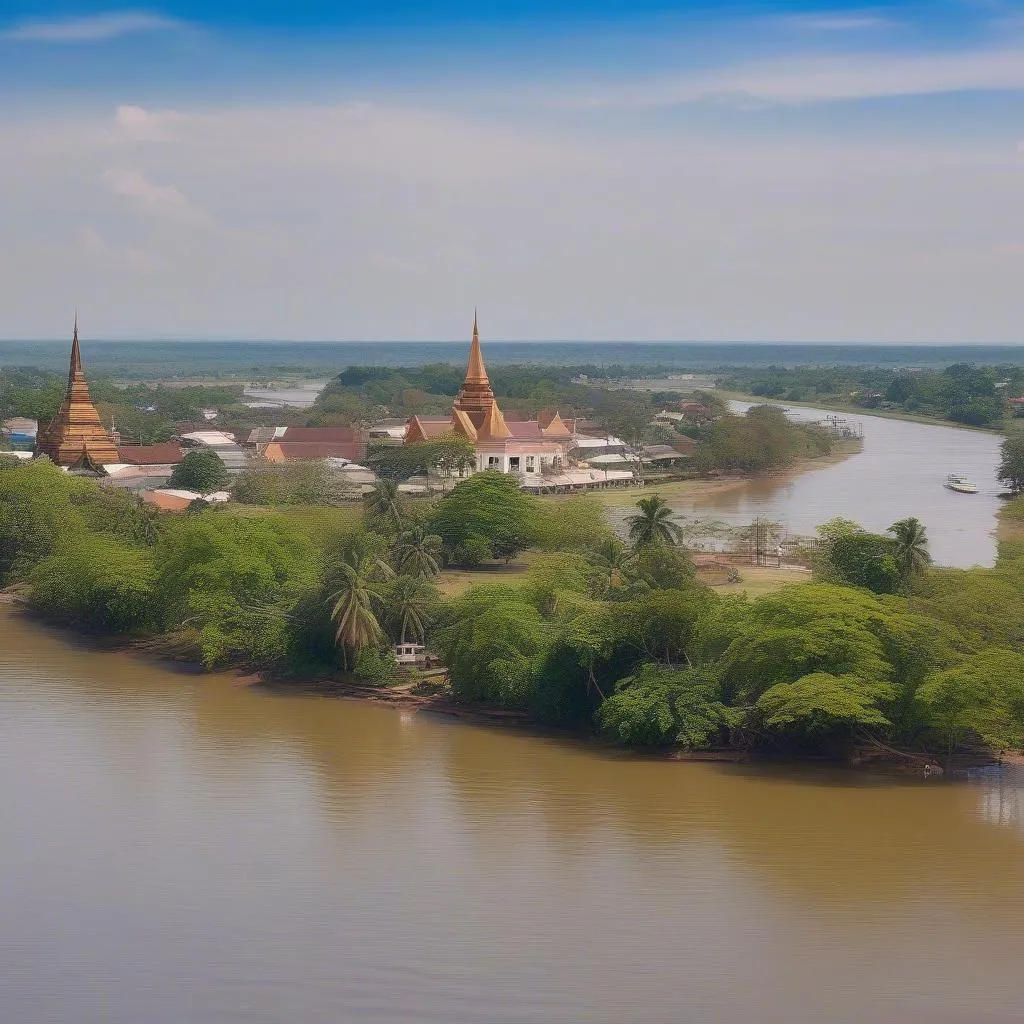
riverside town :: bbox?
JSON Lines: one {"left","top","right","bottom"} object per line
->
{"left": 6, "top": 3, "right": 1024, "bottom": 1016}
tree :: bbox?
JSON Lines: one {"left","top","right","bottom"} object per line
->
{"left": 425, "top": 434, "right": 477, "bottom": 489}
{"left": 998, "top": 435, "right": 1024, "bottom": 494}
{"left": 755, "top": 672, "right": 892, "bottom": 739}
{"left": 383, "top": 575, "right": 438, "bottom": 645}
{"left": 917, "top": 647, "right": 1024, "bottom": 768}
{"left": 429, "top": 471, "right": 537, "bottom": 563}
{"left": 888, "top": 517, "right": 930, "bottom": 585}
{"left": 327, "top": 540, "right": 395, "bottom": 669}
{"left": 625, "top": 494, "right": 684, "bottom": 548}
{"left": 364, "top": 478, "right": 404, "bottom": 531}
{"left": 168, "top": 449, "right": 229, "bottom": 493}
{"left": 587, "top": 536, "right": 638, "bottom": 598}
{"left": 29, "top": 533, "right": 156, "bottom": 634}
{"left": 152, "top": 513, "right": 316, "bottom": 668}
{"left": 597, "top": 665, "right": 728, "bottom": 749}
{"left": 829, "top": 533, "right": 901, "bottom": 594}
{"left": 392, "top": 524, "right": 443, "bottom": 578}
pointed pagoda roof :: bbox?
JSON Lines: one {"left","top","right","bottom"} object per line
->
{"left": 35, "top": 317, "right": 120, "bottom": 467}
{"left": 453, "top": 310, "right": 501, "bottom": 429}
{"left": 542, "top": 411, "right": 573, "bottom": 438}
{"left": 477, "top": 399, "right": 511, "bottom": 440}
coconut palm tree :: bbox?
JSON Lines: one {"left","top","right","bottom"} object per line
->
{"left": 393, "top": 524, "right": 443, "bottom": 578}
{"left": 384, "top": 576, "right": 437, "bottom": 645}
{"left": 327, "top": 547, "right": 395, "bottom": 669}
{"left": 625, "top": 495, "right": 684, "bottom": 548}
{"left": 888, "top": 516, "right": 930, "bottom": 583}
{"left": 587, "top": 536, "right": 638, "bottom": 597}
{"left": 364, "top": 478, "right": 403, "bottom": 531}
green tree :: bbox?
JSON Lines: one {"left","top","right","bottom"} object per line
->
{"left": 587, "top": 536, "right": 638, "bottom": 598}
{"left": 625, "top": 494, "right": 684, "bottom": 548}
{"left": 364, "top": 478, "right": 404, "bottom": 531}
{"left": 152, "top": 513, "right": 315, "bottom": 668}
{"left": 168, "top": 449, "right": 230, "bottom": 493}
{"left": 917, "top": 648, "right": 1024, "bottom": 768}
{"left": 998, "top": 434, "right": 1024, "bottom": 494}
{"left": 327, "top": 540, "right": 395, "bottom": 669}
{"left": 597, "top": 665, "right": 728, "bottom": 749}
{"left": 754, "top": 672, "right": 892, "bottom": 739}
{"left": 392, "top": 524, "right": 443, "bottom": 578}
{"left": 383, "top": 575, "right": 438, "bottom": 645}
{"left": 888, "top": 517, "right": 930, "bottom": 585}
{"left": 429, "top": 471, "right": 537, "bottom": 563}
{"left": 29, "top": 533, "right": 155, "bottom": 633}
{"left": 425, "top": 434, "right": 477, "bottom": 489}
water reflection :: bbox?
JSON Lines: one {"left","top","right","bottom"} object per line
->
{"left": 4, "top": 611, "right": 1024, "bottom": 1023}
{"left": 632, "top": 404, "right": 1004, "bottom": 568}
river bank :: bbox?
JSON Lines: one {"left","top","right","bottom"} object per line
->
{"left": 550, "top": 438, "right": 863, "bottom": 511}
{"left": 718, "top": 389, "right": 1010, "bottom": 435}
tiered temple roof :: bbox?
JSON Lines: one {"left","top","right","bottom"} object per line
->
{"left": 35, "top": 319, "right": 120, "bottom": 467}
{"left": 403, "top": 314, "right": 576, "bottom": 448}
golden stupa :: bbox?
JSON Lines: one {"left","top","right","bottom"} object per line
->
{"left": 35, "top": 318, "right": 119, "bottom": 467}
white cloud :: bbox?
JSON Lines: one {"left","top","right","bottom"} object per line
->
{"left": 115, "top": 104, "right": 189, "bottom": 142}
{"left": 560, "top": 47, "right": 1024, "bottom": 108}
{"left": 784, "top": 13, "right": 898, "bottom": 31}
{"left": 1, "top": 100, "right": 1023, "bottom": 342}
{"left": 101, "top": 167, "right": 208, "bottom": 224}
{"left": 1, "top": 10, "right": 181, "bottom": 44}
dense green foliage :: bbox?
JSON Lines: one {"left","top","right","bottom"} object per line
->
{"left": 998, "top": 435, "right": 1024, "bottom": 494}
{"left": 428, "top": 471, "right": 538, "bottom": 566}
{"left": 169, "top": 449, "right": 230, "bottom": 493}
{"left": 3, "top": 454, "right": 1024, "bottom": 770}
{"left": 692, "top": 405, "right": 832, "bottom": 474}
{"left": 231, "top": 460, "right": 355, "bottom": 506}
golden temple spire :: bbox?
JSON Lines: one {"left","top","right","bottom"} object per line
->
{"left": 70, "top": 312, "right": 83, "bottom": 380}
{"left": 465, "top": 309, "right": 488, "bottom": 385}
{"left": 35, "top": 315, "right": 119, "bottom": 467}
{"left": 452, "top": 309, "right": 500, "bottom": 429}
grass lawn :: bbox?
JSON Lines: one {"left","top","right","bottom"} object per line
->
{"left": 703, "top": 564, "right": 811, "bottom": 598}
{"left": 436, "top": 550, "right": 544, "bottom": 596}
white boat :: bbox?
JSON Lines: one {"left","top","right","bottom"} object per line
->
{"left": 945, "top": 474, "right": 979, "bottom": 494}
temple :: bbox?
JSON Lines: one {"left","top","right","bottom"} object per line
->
{"left": 404, "top": 313, "right": 574, "bottom": 478}
{"left": 35, "top": 318, "right": 120, "bottom": 467}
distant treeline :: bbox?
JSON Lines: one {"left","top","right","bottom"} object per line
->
{"left": 721, "top": 363, "right": 1024, "bottom": 428}
{"left": 6, "top": 340, "right": 1024, "bottom": 378}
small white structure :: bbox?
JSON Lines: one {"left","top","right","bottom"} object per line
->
{"left": 393, "top": 642, "right": 429, "bottom": 667}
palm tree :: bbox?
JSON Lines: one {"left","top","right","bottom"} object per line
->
{"left": 384, "top": 576, "right": 437, "bottom": 645}
{"left": 393, "top": 524, "right": 443, "bottom": 578}
{"left": 626, "top": 495, "right": 684, "bottom": 548}
{"left": 364, "top": 479, "right": 403, "bottom": 531}
{"left": 588, "top": 536, "right": 637, "bottom": 596}
{"left": 327, "top": 547, "right": 395, "bottom": 670}
{"left": 888, "top": 516, "right": 930, "bottom": 583}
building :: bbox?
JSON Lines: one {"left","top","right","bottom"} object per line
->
{"left": 179, "top": 429, "right": 250, "bottom": 474}
{"left": 251, "top": 426, "right": 368, "bottom": 464}
{"left": 403, "top": 314, "right": 574, "bottom": 479}
{"left": 35, "top": 319, "right": 120, "bottom": 467}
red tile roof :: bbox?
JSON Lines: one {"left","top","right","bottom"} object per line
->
{"left": 116, "top": 443, "right": 184, "bottom": 465}
{"left": 504, "top": 421, "right": 545, "bottom": 440}
{"left": 280, "top": 426, "right": 366, "bottom": 444}
{"left": 261, "top": 441, "right": 366, "bottom": 462}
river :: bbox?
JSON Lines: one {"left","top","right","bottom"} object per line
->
{"left": 672, "top": 403, "right": 1004, "bottom": 568}
{"left": 2, "top": 609, "right": 1024, "bottom": 1023}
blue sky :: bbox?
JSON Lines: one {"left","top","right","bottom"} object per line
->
{"left": 1, "top": 1, "right": 1023, "bottom": 341}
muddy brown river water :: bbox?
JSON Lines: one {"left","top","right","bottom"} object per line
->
{"left": 2, "top": 609, "right": 1023, "bottom": 1023}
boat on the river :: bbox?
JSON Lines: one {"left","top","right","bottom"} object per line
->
{"left": 945, "top": 474, "right": 979, "bottom": 494}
